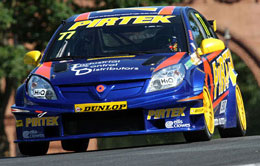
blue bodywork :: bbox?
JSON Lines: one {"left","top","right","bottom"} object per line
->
{"left": 12, "top": 6, "right": 239, "bottom": 143}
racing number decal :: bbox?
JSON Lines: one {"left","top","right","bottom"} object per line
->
{"left": 58, "top": 31, "right": 76, "bottom": 40}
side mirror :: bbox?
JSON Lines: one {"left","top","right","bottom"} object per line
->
{"left": 197, "top": 38, "right": 225, "bottom": 56}
{"left": 24, "top": 50, "right": 42, "bottom": 66}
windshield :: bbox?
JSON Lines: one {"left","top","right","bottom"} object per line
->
{"left": 44, "top": 15, "right": 187, "bottom": 61}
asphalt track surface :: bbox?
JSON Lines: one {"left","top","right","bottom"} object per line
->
{"left": 1, "top": 136, "right": 260, "bottom": 166}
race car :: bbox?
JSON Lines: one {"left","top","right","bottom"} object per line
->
{"left": 12, "top": 6, "right": 247, "bottom": 156}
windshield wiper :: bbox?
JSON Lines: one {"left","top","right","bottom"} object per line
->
{"left": 112, "top": 50, "right": 155, "bottom": 55}
{"left": 48, "top": 56, "right": 74, "bottom": 61}
{"left": 56, "top": 40, "right": 68, "bottom": 58}
{"left": 48, "top": 56, "right": 87, "bottom": 61}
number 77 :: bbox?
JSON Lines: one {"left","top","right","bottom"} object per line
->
{"left": 58, "top": 31, "right": 76, "bottom": 40}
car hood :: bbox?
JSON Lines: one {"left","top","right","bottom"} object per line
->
{"left": 33, "top": 52, "right": 187, "bottom": 86}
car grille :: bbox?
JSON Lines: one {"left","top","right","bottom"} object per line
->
{"left": 58, "top": 80, "right": 145, "bottom": 102}
{"left": 62, "top": 109, "right": 145, "bottom": 136}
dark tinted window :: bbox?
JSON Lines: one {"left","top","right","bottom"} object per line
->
{"left": 188, "top": 12, "right": 204, "bottom": 47}
{"left": 44, "top": 15, "right": 188, "bottom": 61}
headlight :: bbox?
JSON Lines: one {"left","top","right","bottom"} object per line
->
{"left": 27, "top": 75, "right": 57, "bottom": 100}
{"left": 146, "top": 64, "right": 185, "bottom": 93}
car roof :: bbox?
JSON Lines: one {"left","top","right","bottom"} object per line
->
{"left": 66, "top": 6, "right": 188, "bottom": 23}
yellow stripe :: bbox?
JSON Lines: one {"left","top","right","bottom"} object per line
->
{"left": 87, "top": 55, "right": 135, "bottom": 61}
{"left": 128, "top": 7, "right": 158, "bottom": 11}
{"left": 195, "top": 14, "right": 210, "bottom": 36}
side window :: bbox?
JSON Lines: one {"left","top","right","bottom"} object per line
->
{"left": 188, "top": 12, "right": 204, "bottom": 47}
{"left": 194, "top": 12, "right": 216, "bottom": 38}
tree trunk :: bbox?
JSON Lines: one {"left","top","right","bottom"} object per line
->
{"left": 0, "top": 78, "right": 16, "bottom": 157}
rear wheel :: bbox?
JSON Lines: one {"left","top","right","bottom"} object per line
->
{"left": 184, "top": 87, "right": 214, "bottom": 142}
{"left": 18, "top": 141, "right": 49, "bottom": 156}
{"left": 61, "top": 139, "right": 89, "bottom": 152}
{"left": 218, "top": 85, "right": 246, "bottom": 137}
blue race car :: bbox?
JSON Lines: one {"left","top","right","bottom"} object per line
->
{"left": 12, "top": 6, "right": 247, "bottom": 155}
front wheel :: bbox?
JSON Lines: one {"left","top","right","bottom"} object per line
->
{"left": 218, "top": 85, "right": 247, "bottom": 137}
{"left": 61, "top": 139, "right": 89, "bottom": 152}
{"left": 18, "top": 141, "right": 49, "bottom": 156}
{"left": 184, "top": 87, "right": 215, "bottom": 142}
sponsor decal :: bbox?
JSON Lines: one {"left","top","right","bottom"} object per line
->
{"left": 23, "top": 130, "right": 45, "bottom": 139}
{"left": 69, "top": 15, "right": 175, "bottom": 31}
{"left": 212, "top": 50, "right": 236, "bottom": 100}
{"left": 190, "top": 52, "right": 201, "bottom": 65}
{"left": 219, "top": 99, "right": 227, "bottom": 114}
{"left": 188, "top": 30, "right": 193, "bottom": 41}
{"left": 71, "top": 60, "right": 139, "bottom": 76}
{"left": 37, "top": 111, "right": 47, "bottom": 118}
{"left": 60, "top": 15, "right": 175, "bottom": 40}
{"left": 75, "top": 101, "right": 127, "bottom": 112}
{"left": 17, "top": 116, "right": 59, "bottom": 128}
{"left": 160, "top": 77, "right": 175, "bottom": 85}
{"left": 190, "top": 107, "right": 204, "bottom": 115}
{"left": 33, "top": 89, "right": 47, "bottom": 97}
{"left": 214, "top": 117, "right": 226, "bottom": 126}
{"left": 184, "top": 60, "right": 193, "bottom": 69}
{"left": 16, "top": 120, "right": 24, "bottom": 127}
{"left": 184, "top": 52, "right": 201, "bottom": 70}
{"left": 165, "top": 119, "right": 190, "bottom": 128}
{"left": 147, "top": 107, "right": 186, "bottom": 120}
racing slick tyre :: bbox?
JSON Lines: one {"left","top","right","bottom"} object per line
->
{"left": 184, "top": 87, "right": 215, "bottom": 142}
{"left": 18, "top": 141, "right": 49, "bottom": 156}
{"left": 218, "top": 85, "right": 247, "bottom": 138}
{"left": 61, "top": 139, "right": 89, "bottom": 152}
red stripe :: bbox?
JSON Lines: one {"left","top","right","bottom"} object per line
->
{"left": 178, "top": 92, "right": 203, "bottom": 102}
{"left": 35, "top": 110, "right": 43, "bottom": 114}
{"left": 202, "top": 58, "right": 214, "bottom": 100}
{"left": 35, "top": 62, "right": 52, "bottom": 79}
{"left": 75, "top": 12, "right": 90, "bottom": 22}
{"left": 213, "top": 90, "right": 229, "bottom": 108}
{"left": 158, "top": 6, "right": 175, "bottom": 15}
{"left": 207, "top": 50, "right": 222, "bottom": 62}
{"left": 154, "top": 52, "right": 185, "bottom": 72}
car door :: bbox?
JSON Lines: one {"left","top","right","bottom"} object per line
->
{"left": 187, "top": 10, "right": 235, "bottom": 115}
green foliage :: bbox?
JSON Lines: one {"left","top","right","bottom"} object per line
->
{"left": 0, "top": 2, "right": 15, "bottom": 30}
{"left": 4, "top": 0, "right": 75, "bottom": 49}
{"left": 0, "top": 45, "right": 31, "bottom": 83}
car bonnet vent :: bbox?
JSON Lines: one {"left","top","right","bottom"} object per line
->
{"left": 142, "top": 56, "right": 166, "bottom": 66}
{"left": 53, "top": 63, "right": 68, "bottom": 73}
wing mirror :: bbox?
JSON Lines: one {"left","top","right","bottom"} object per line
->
{"left": 197, "top": 38, "right": 225, "bottom": 56}
{"left": 24, "top": 50, "right": 42, "bottom": 66}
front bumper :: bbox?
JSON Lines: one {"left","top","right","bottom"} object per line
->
{"left": 12, "top": 88, "right": 206, "bottom": 143}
